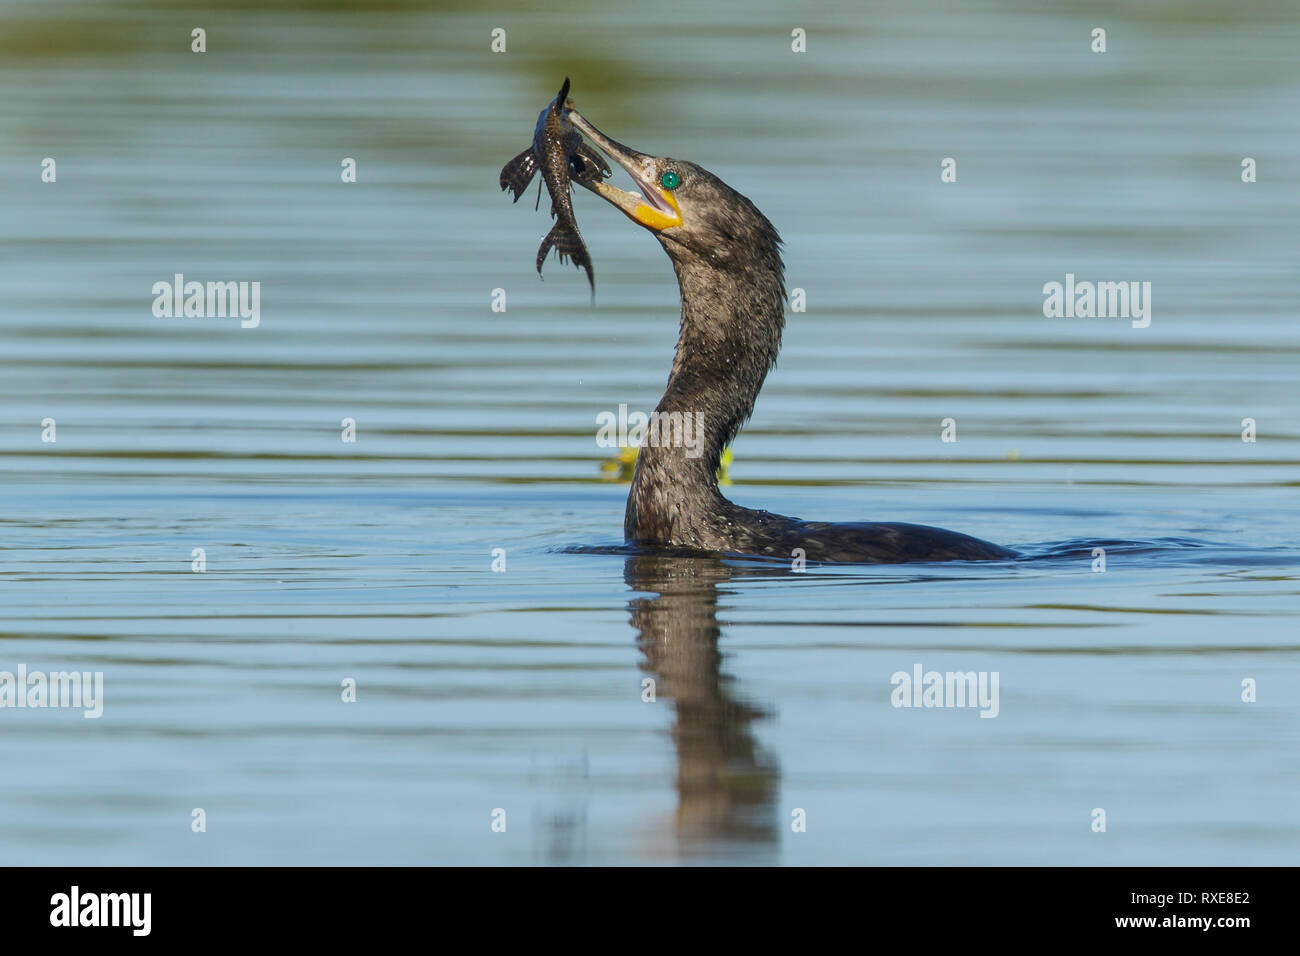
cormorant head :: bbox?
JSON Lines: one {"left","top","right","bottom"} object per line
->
{"left": 569, "top": 110, "right": 782, "bottom": 276}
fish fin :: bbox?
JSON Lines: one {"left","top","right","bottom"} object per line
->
{"left": 571, "top": 144, "right": 611, "bottom": 184}
{"left": 498, "top": 149, "right": 539, "bottom": 202}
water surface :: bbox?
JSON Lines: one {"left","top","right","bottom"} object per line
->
{"left": 1, "top": 0, "right": 1298, "bottom": 864}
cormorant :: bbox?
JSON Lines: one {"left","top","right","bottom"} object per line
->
{"left": 570, "top": 111, "right": 1014, "bottom": 564}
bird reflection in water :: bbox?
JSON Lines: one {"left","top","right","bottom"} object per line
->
{"left": 527, "top": 551, "right": 783, "bottom": 862}
{"left": 625, "top": 553, "right": 780, "bottom": 858}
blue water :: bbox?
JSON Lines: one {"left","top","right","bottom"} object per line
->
{"left": 1, "top": 0, "right": 1298, "bottom": 864}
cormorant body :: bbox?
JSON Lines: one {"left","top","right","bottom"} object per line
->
{"left": 569, "top": 110, "right": 1014, "bottom": 563}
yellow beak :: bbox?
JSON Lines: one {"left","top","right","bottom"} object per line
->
{"left": 569, "top": 111, "right": 683, "bottom": 232}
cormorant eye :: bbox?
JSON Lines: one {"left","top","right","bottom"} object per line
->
{"left": 659, "top": 170, "right": 681, "bottom": 190}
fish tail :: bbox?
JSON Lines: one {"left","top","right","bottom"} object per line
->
{"left": 535, "top": 229, "right": 554, "bottom": 277}
{"left": 536, "top": 222, "right": 595, "bottom": 291}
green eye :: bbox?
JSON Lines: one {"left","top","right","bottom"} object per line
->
{"left": 659, "top": 170, "right": 680, "bottom": 190}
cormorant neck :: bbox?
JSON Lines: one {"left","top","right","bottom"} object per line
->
{"left": 626, "top": 244, "right": 785, "bottom": 545}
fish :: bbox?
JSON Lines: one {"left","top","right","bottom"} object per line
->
{"left": 499, "top": 77, "right": 609, "bottom": 291}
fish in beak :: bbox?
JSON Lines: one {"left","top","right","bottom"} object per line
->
{"left": 499, "top": 78, "right": 611, "bottom": 292}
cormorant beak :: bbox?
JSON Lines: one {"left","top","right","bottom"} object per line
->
{"left": 569, "top": 110, "right": 682, "bottom": 232}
